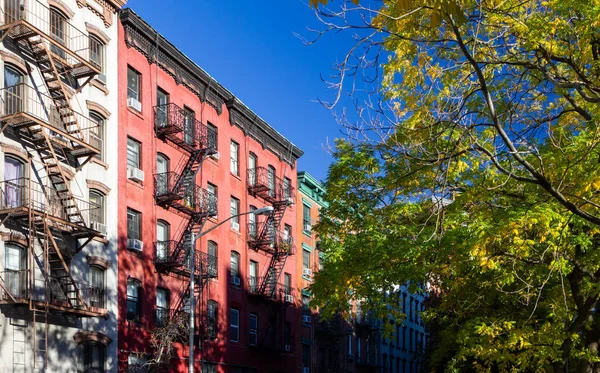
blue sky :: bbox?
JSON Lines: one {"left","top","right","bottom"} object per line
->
{"left": 126, "top": 0, "right": 354, "bottom": 182}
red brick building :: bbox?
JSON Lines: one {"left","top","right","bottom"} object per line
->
{"left": 117, "top": 9, "right": 303, "bottom": 373}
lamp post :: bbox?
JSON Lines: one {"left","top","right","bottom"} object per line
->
{"left": 188, "top": 205, "right": 274, "bottom": 373}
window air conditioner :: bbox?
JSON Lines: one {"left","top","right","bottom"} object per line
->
{"left": 127, "top": 97, "right": 142, "bottom": 112}
{"left": 210, "top": 151, "right": 220, "bottom": 160}
{"left": 284, "top": 344, "right": 291, "bottom": 352}
{"left": 127, "top": 239, "right": 143, "bottom": 252}
{"left": 231, "top": 276, "right": 241, "bottom": 286}
{"left": 92, "top": 221, "right": 108, "bottom": 237}
{"left": 284, "top": 294, "right": 294, "bottom": 303}
{"left": 231, "top": 222, "right": 240, "bottom": 231}
{"left": 96, "top": 73, "right": 107, "bottom": 84}
{"left": 304, "top": 224, "right": 312, "bottom": 232}
{"left": 127, "top": 167, "right": 145, "bottom": 183}
{"left": 303, "top": 268, "right": 313, "bottom": 277}
{"left": 302, "top": 315, "right": 311, "bottom": 324}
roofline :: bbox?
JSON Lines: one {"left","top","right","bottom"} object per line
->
{"left": 119, "top": 8, "right": 304, "bottom": 164}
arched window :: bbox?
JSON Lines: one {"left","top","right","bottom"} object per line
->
{"left": 248, "top": 205, "right": 257, "bottom": 238}
{"left": 207, "top": 300, "right": 218, "bottom": 339}
{"left": 155, "top": 153, "right": 169, "bottom": 196}
{"left": 207, "top": 240, "right": 217, "bottom": 277}
{"left": 89, "top": 189, "right": 105, "bottom": 226}
{"left": 126, "top": 279, "right": 141, "bottom": 321}
{"left": 156, "top": 220, "right": 169, "bottom": 262}
{"left": 5, "top": 243, "right": 25, "bottom": 297}
{"left": 4, "top": 65, "right": 24, "bottom": 115}
{"left": 50, "top": 8, "right": 67, "bottom": 53}
{"left": 4, "top": 156, "right": 25, "bottom": 208}
{"left": 268, "top": 165, "right": 276, "bottom": 197}
{"left": 77, "top": 341, "right": 106, "bottom": 373}
{"left": 230, "top": 251, "right": 240, "bottom": 279}
{"left": 89, "top": 35, "right": 105, "bottom": 76}
{"left": 89, "top": 112, "right": 105, "bottom": 161}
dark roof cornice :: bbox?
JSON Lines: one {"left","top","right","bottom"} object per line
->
{"left": 120, "top": 8, "right": 303, "bottom": 166}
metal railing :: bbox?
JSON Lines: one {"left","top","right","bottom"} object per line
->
{"left": 154, "top": 103, "right": 217, "bottom": 154}
{"left": 247, "top": 222, "right": 296, "bottom": 255}
{"left": 154, "top": 172, "right": 218, "bottom": 217}
{"left": 0, "top": 0, "right": 95, "bottom": 66}
{"left": 154, "top": 240, "right": 217, "bottom": 278}
{"left": 0, "top": 177, "right": 99, "bottom": 226}
{"left": 247, "top": 167, "right": 295, "bottom": 203}
{"left": 247, "top": 276, "right": 295, "bottom": 301}
{"left": 0, "top": 83, "right": 102, "bottom": 151}
{"left": 1, "top": 270, "right": 105, "bottom": 310}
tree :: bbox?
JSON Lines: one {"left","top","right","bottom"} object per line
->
{"left": 308, "top": 0, "right": 600, "bottom": 371}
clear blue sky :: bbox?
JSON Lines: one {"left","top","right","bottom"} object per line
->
{"left": 126, "top": 0, "right": 352, "bottom": 182}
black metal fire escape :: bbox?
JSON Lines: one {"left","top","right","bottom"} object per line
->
{"left": 152, "top": 102, "right": 218, "bottom": 322}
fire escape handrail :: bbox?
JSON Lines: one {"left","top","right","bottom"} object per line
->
{"left": 154, "top": 103, "right": 217, "bottom": 154}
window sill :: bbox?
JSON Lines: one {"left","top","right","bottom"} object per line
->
{"left": 127, "top": 106, "right": 144, "bottom": 119}
{"left": 303, "top": 230, "right": 312, "bottom": 238}
{"left": 230, "top": 172, "right": 241, "bottom": 181}
{"left": 126, "top": 179, "right": 144, "bottom": 189}
{"left": 302, "top": 275, "right": 312, "bottom": 282}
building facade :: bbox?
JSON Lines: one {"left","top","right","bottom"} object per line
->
{"left": 0, "top": 0, "right": 125, "bottom": 372}
{"left": 117, "top": 9, "right": 303, "bottom": 373}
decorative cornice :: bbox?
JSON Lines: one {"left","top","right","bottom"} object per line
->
{"left": 87, "top": 255, "right": 109, "bottom": 270}
{"left": 0, "top": 232, "right": 28, "bottom": 247}
{"left": 86, "top": 179, "right": 111, "bottom": 195}
{"left": 86, "top": 100, "right": 111, "bottom": 118}
{"left": 77, "top": 0, "right": 123, "bottom": 28}
{"left": 0, "top": 50, "right": 28, "bottom": 74}
{"left": 1, "top": 142, "right": 30, "bottom": 160}
{"left": 120, "top": 8, "right": 304, "bottom": 167}
{"left": 298, "top": 171, "right": 329, "bottom": 208}
{"left": 48, "top": 0, "right": 75, "bottom": 18}
{"left": 73, "top": 331, "right": 113, "bottom": 345}
{"left": 85, "top": 22, "right": 111, "bottom": 44}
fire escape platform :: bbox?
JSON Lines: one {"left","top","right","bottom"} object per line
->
{"left": 0, "top": 298, "right": 107, "bottom": 317}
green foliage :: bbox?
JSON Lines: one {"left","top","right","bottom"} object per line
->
{"left": 310, "top": 0, "right": 600, "bottom": 371}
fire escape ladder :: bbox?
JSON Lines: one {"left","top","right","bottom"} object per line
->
{"left": 172, "top": 149, "right": 205, "bottom": 194}
{"left": 257, "top": 202, "right": 290, "bottom": 296}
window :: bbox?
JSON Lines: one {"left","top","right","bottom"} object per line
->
{"left": 283, "top": 177, "right": 291, "bottom": 200}
{"left": 202, "top": 362, "right": 218, "bottom": 373}
{"left": 89, "top": 112, "right": 104, "bottom": 160}
{"left": 302, "top": 344, "right": 311, "bottom": 368}
{"left": 156, "top": 88, "right": 169, "bottom": 126}
{"left": 127, "top": 353, "right": 148, "bottom": 373}
{"left": 230, "top": 197, "right": 240, "bottom": 230}
{"left": 127, "top": 279, "right": 140, "bottom": 321}
{"left": 319, "top": 256, "right": 324, "bottom": 271}
{"left": 155, "top": 153, "right": 169, "bottom": 195}
{"left": 230, "top": 140, "right": 239, "bottom": 175}
{"left": 207, "top": 300, "right": 218, "bottom": 339}
{"left": 348, "top": 335, "right": 353, "bottom": 356}
{"left": 50, "top": 8, "right": 67, "bottom": 58}
{"left": 283, "top": 224, "right": 292, "bottom": 243}
{"left": 89, "top": 190, "right": 105, "bottom": 226}
{"left": 415, "top": 300, "right": 420, "bottom": 324}
{"left": 127, "top": 66, "right": 141, "bottom": 103}
{"left": 207, "top": 183, "right": 217, "bottom": 217}
{"left": 127, "top": 208, "right": 141, "bottom": 241}
{"left": 402, "top": 326, "right": 407, "bottom": 351}
{"left": 4, "top": 65, "right": 24, "bottom": 115}
{"left": 302, "top": 295, "right": 310, "bottom": 315}
{"left": 409, "top": 328, "right": 413, "bottom": 351}
{"left": 156, "top": 288, "right": 169, "bottom": 327}
{"left": 249, "top": 313, "right": 258, "bottom": 346}
{"left": 127, "top": 137, "right": 141, "bottom": 170}
{"left": 5, "top": 244, "right": 25, "bottom": 297}
{"left": 230, "top": 308, "right": 240, "bottom": 342}
{"left": 89, "top": 36, "right": 105, "bottom": 74}
{"left": 89, "top": 266, "right": 105, "bottom": 309}
{"left": 303, "top": 204, "right": 311, "bottom": 232}
{"left": 409, "top": 297, "right": 414, "bottom": 322}
{"left": 284, "top": 273, "right": 291, "bottom": 295}
{"left": 183, "top": 107, "right": 195, "bottom": 145}
{"left": 303, "top": 249, "right": 311, "bottom": 271}
{"left": 230, "top": 251, "right": 240, "bottom": 278}
{"left": 267, "top": 165, "right": 276, "bottom": 197}
{"left": 249, "top": 260, "right": 258, "bottom": 292}
{"left": 207, "top": 122, "right": 218, "bottom": 150}
{"left": 357, "top": 337, "right": 361, "bottom": 360}
{"left": 248, "top": 153, "right": 257, "bottom": 185}
{"left": 156, "top": 220, "right": 169, "bottom": 262}
{"left": 77, "top": 341, "right": 106, "bottom": 373}
{"left": 207, "top": 240, "right": 218, "bottom": 277}
{"left": 248, "top": 205, "right": 257, "bottom": 238}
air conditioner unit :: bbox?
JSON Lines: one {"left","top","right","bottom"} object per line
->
{"left": 127, "top": 167, "right": 145, "bottom": 183}
{"left": 127, "top": 97, "right": 142, "bottom": 112}
{"left": 302, "top": 315, "right": 311, "bottom": 324}
{"left": 96, "top": 73, "right": 107, "bottom": 84}
{"left": 210, "top": 151, "right": 220, "bottom": 160}
{"left": 304, "top": 224, "right": 312, "bottom": 232}
{"left": 231, "top": 222, "right": 240, "bottom": 231}
{"left": 303, "top": 268, "right": 313, "bottom": 277}
{"left": 92, "top": 221, "right": 108, "bottom": 237}
{"left": 302, "top": 367, "right": 310, "bottom": 373}
{"left": 284, "top": 344, "right": 291, "bottom": 352}
{"left": 231, "top": 276, "right": 241, "bottom": 286}
{"left": 127, "top": 238, "right": 143, "bottom": 252}
{"left": 284, "top": 294, "right": 294, "bottom": 303}
{"left": 286, "top": 197, "right": 294, "bottom": 205}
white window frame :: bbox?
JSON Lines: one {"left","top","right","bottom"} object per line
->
{"left": 230, "top": 308, "right": 239, "bottom": 342}
{"left": 230, "top": 140, "right": 239, "bottom": 175}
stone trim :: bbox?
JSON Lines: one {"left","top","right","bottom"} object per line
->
{"left": 0, "top": 51, "right": 28, "bottom": 75}
{"left": 1, "top": 143, "right": 30, "bottom": 161}
{"left": 0, "top": 232, "right": 28, "bottom": 247}
{"left": 87, "top": 255, "right": 109, "bottom": 270}
{"left": 85, "top": 22, "right": 111, "bottom": 44}
{"left": 76, "top": 0, "right": 118, "bottom": 28}
{"left": 90, "top": 79, "right": 109, "bottom": 96}
{"left": 73, "top": 331, "right": 112, "bottom": 346}
{"left": 48, "top": 0, "right": 75, "bottom": 18}
{"left": 86, "top": 100, "right": 111, "bottom": 118}
{"left": 86, "top": 179, "right": 111, "bottom": 195}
